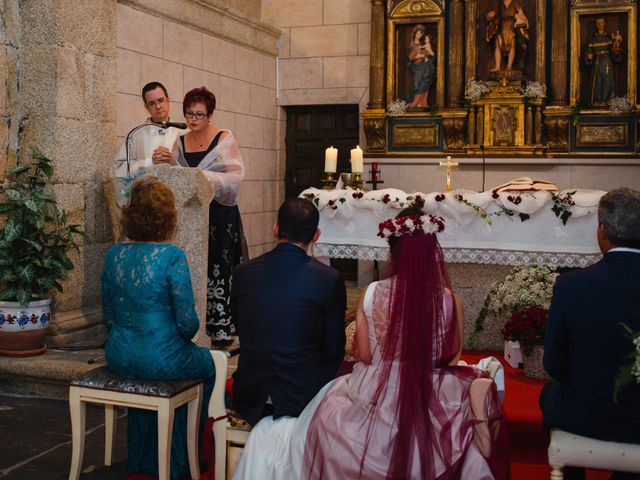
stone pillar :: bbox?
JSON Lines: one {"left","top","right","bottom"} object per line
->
{"left": 367, "top": 0, "right": 386, "bottom": 109}
{"left": 9, "top": 1, "right": 117, "bottom": 346}
{"left": 448, "top": 0, "right": 465, "bottom": 107}
{"left": 549, "top": 0, "right": 568, "bottom": 105}
{"left": 148, "top": 165, "right": 214, "bottom": 347}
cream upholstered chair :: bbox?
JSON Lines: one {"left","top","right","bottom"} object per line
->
{"left": 209, "top": 350, "right": 252, "bottom": 480}
{"left": 548, "top": 429, "right": 640, "bottom": 479}
{"left": 68, "top": 367, "right": 203, "bottom": 480}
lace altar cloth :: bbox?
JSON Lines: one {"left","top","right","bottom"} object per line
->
{"left": 301, "top": 187, "right": 605, "bottom": 268}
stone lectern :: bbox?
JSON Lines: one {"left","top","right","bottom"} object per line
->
{"left": 143, "top": 164, "right": 214, "bottom": 347}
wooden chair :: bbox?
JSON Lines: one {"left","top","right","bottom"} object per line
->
{"left": 68, "top": 367, "right": 203, "bottom": 480}
{"left": 548, "top": 429, "right": 640, "bottom": 479}
{"left": 209, "top": 350, "right": 252, "bottom": 480}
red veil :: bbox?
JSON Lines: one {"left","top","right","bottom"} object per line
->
{"left": 303, "top": 223, "right": 508, "bottom": 479}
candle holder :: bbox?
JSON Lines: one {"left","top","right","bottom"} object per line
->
{"left": 350, "top": 172, "right": 364, "bottom": 190}
{"left": 366, "top": 164, "right": 384, "bottom": 190}
{"left": 321, "top": 171, "right": 337, "bottom": 190}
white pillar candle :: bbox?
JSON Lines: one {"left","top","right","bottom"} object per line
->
{"left": 350, "top": 145, "right": 363, "bottom": 173}
{"left": 324, "top": 146, "right": 338, "bottom": 173}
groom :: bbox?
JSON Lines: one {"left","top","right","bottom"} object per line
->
{"left": 540, "top": 187, "right": 640, "bottom": 480}
{"left": 231, "top": 198, "right": 346, "bottom": 426}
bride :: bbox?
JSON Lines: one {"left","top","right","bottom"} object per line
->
{"left": 235, "top": 207, "right": 508, "bottom": 479}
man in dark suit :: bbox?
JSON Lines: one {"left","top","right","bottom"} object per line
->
{"left": 540, "top": 187, "right": 640, "bottom": 480}
{"left": 231, "top": 198, "right": 346, "bottom": 426}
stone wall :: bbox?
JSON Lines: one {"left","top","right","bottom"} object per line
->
{"left": 0, "top": 0, "right": 118, "bottom": 345}
{"left": 262, "top": 0, "right": 371, "bottom": 109}
{"left": 116, "top": 1, "right": 282, "bottom": 258}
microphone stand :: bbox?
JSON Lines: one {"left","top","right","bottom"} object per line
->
{"left": 124, "top": 121, "right": 188, "bottom": 177}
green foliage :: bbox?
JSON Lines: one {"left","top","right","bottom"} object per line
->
{"left": 0, "top": 148, "right": 83, "bottom": 305}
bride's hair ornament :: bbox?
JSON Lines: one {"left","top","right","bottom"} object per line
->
{"left": 377, "top": 214, "right": 444, "bottom": 239}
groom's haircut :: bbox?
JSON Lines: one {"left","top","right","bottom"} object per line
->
{"left": 598, "top": 187, "right": 640, "bottom": 248}
{"left": 141, "top": 81, "right": 169, "bottom": 101}
{"left": 277, "top": 198, "right": 319, "bottom": 244}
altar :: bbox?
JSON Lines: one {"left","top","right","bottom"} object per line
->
{"left": 302, "top": 187, "right": 605, "bottom": 268}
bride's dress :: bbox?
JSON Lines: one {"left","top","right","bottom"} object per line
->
{"left": 234, "top": 279, "right": 503, "bottom": 479}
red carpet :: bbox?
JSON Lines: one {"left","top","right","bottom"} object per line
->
{"left": 462, "top": 350, "right": 612, "bottom": 480}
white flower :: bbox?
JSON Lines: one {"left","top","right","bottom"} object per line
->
{"left": 608, "top": 96, "right": 633, "bottom": 114}
{"left": 522, "top": 81, "right": 546, "bottom": 99}
{"left": 465, "top": 78, "right": 490, "bottom": 102}
{"left": 387, "top": 99, "right": 408, "bottom": 115}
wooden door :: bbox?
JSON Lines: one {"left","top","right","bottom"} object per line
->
{"left": 285, "top": 105, "right": 360, "bottom": 198}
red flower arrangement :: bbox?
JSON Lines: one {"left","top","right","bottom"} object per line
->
{"left": 501, "top": 306, "right": 549, "bottom": 355}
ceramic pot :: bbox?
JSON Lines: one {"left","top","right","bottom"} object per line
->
{"left": 0, "top": 298, "right": 51, "bottom": 356}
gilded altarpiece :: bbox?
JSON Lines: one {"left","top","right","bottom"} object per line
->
{"left": 361, "top": 0, "right": 640, "bottom": 157}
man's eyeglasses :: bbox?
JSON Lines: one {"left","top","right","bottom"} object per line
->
{"left": 184, "top": 112, "right": 207, "bottom": 120}
{"left": 146, "top": 97, "right": 167, "bottom": 108}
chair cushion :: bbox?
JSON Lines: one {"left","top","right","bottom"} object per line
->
{"left": 549, "top": 429, "right": 640, "bottom": 472}
{"left": 71, "top": 366, "right": 201, "bottom": 398}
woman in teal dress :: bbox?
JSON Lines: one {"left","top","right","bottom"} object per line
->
{"left": 101, "top": 176, "right": 215, "bottom": 479}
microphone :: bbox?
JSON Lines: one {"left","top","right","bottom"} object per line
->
{"left": 156, "top": 121, "right": 187, "bottom": 129}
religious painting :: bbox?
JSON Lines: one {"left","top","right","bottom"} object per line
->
{"left": 490, "top": 105, "right": 518, "bottom": 146}
{"left": 395, "top": 22, "right": 439, "bottom": 110}
{"left": 386, "top": 0, "right": 445, "bottom": 110}
{"left": 570, "top": 6, "right": 637, "bottom": 109}
{"left": 476, "top": 0, "right": 536, "bottom": 81}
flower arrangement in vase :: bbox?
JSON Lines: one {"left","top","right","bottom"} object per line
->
{"left": 501, "top": 306, "right": 549, "bottom": 355}
{"left": 474, "top": 265, "right": 558, "bottom": 335}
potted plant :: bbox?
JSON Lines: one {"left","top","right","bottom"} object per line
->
{"left": 0, "top": 148, "right": 83, "bottom": 356}
{"left": 474, "top": 265, "right": 558, "bottom": 368}
{"left": 502, "top": 306, "right": 550, "bottom": 379}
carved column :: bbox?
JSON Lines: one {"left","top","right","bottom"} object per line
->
{"left": 476, "top": 108, "right": 484, "bottom": 145}
{"left": 525, "top": 106, "right": 533, "bottom": 145}
{"left": 468, "top": 106, "right": 476, "bottom": 144}
{"left": 549, "top": 0, "right": 568, "bottom": 105}
{"left": 368, "top": 0, "right": 386, "bottom": 109}
{"left": 448, "top": 0, "right": 465, "bottom": 107}
{"left": 464, "top": 0, "right": 477, "bottom": 83}
{"left": 535, "top": 0, "right": 546, "bottom": 84}
{"left": 534, "top": 106, "right": 543, "bottom": 145}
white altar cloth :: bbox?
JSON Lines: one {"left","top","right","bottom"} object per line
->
{"left": 300, "top": 187, "right": 605, "bottom": 268}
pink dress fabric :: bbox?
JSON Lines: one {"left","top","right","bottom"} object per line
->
{"left": 302, "top": 279, "right": 497, "bottom": 479}
{"left": 233, "top": 279, "right": 503, "bottom": 480}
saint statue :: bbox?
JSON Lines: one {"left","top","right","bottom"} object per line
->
{"left": 486, "top": 0, "right": 529, "bottom": 74}
{"left": 406, "top": 24, "right": 436, "bottom": 108}
{"left": 584, "top": 16, "right": 622, "bottom": 107}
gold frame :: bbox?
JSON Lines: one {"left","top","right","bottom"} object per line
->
{"left": 386, "top": 0, "right": 445, "bottom": 109}
{"left": 570, "top": 5, "right": 637, "bottom": 106}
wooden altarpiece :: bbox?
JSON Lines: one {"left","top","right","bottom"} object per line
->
{"left": 362, "top": 0, "right": 640, "bottom": 157}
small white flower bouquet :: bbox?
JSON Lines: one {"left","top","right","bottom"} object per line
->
{"left": 522, "top": 81, "right": 547, "bottom": 99}
{"left": 465, "top": 78, "right": 490, "bottom": 103}
{"left": 387, "top": 99, "right": 408, "bottom": 116}
{"left": 608, "top": 95, "right": 634, "bottom": 114}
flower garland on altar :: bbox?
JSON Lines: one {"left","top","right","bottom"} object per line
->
{"left": 300, "top": 188, "right": 599, "bottom": 227}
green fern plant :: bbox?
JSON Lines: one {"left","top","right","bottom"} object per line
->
{"left": 0, "top": 148, "right": 83, "bottom": 305}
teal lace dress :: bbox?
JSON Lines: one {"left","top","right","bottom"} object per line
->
{"left": 101, "top": 243, "right": 215, "bottom": 479}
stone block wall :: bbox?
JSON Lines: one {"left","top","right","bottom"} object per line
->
{"left": 116, "top": 1, "right": 282, "bottom": 258}
{"left": 262, "top": 0, "right": 371, "bottom": 109}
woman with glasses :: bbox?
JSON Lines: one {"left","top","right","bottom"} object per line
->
{"left": 172, "top": 86, "right": 247, "bottom": 347}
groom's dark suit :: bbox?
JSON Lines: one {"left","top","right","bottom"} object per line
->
{"left": 231, "top": 242, "right": 346, "bottom": 426}
{"left": 540, "top": 250, "right": 640, "bottom": 443}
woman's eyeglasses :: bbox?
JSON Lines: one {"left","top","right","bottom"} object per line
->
{"left": 184, "top": 112, "right": 207, "bottom": 120}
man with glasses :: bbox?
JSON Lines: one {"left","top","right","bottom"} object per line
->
{"left": 110, "top": 81, "right": 187, "bottom": 208}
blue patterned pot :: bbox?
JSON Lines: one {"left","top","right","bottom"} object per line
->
{"left": 0, "top": 299, "right": 51, "bottom": 356}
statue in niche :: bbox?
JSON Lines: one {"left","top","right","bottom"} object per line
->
{"left": 584, "top": 16, "right": 623, "bottom": 107}
{"left": 486, "top": 0, "right": 529, "bottom": 75}
{"left": 406, "top": 24, "right": 436, "bottom": 108}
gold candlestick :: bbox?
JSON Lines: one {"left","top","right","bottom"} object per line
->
{"left": 321, "top": 172, "right": 337, "bottom": 190}
{"left": 351, "top": 172, "right": 363, "bottom": 190}
{"left": 438, "top": 156, "right": 459, "bottom": 192}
